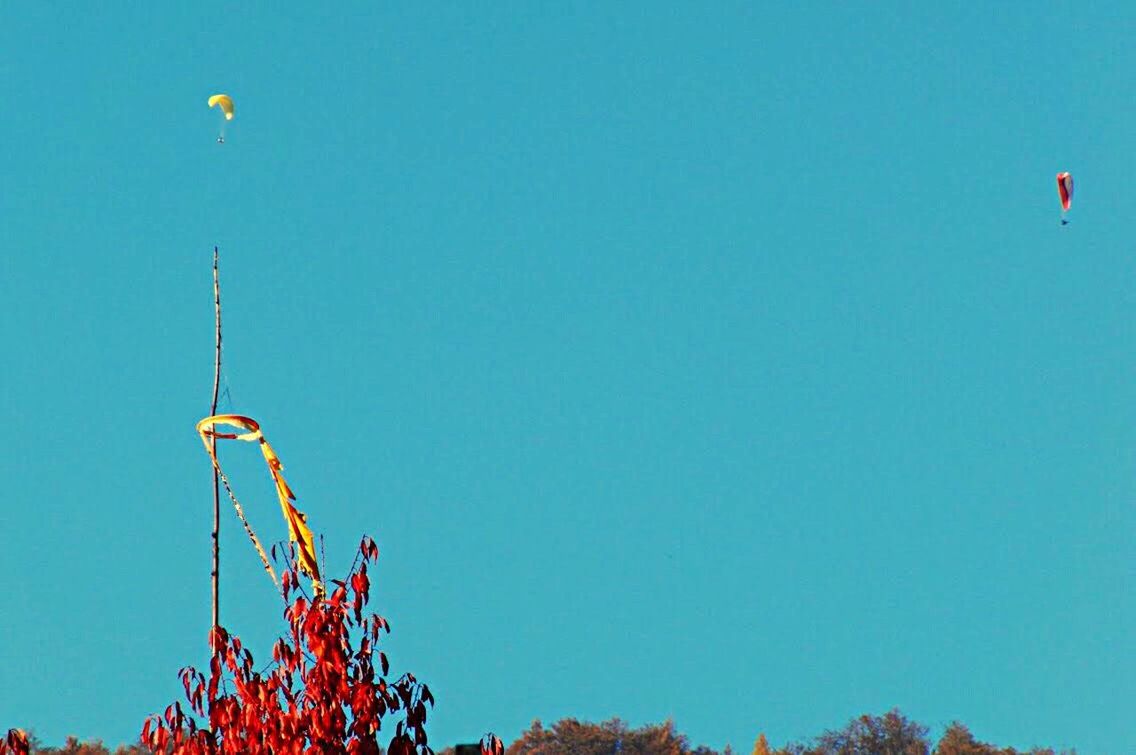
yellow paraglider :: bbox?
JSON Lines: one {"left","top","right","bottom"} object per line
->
{"left": 208, "top": 94, "right": 234, "bottom": 143}
{"left": 208, "top": 94, "right": 235, "bottom": 120}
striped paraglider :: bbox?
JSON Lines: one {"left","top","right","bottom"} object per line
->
{"left": 1056, "top": 171, "right": 1073, "bottom": 226}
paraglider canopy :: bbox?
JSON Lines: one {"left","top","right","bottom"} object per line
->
{"left": 1056, "top": 171, "right": 1073, "bottom": 211}
{"left": 208, "top": 94, "right": 235, "bottom": 120}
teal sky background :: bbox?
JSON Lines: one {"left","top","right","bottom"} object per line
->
{"left": 1, "top": 4, "right": 1132, "bottom": 753}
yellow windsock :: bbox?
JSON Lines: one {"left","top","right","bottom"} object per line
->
{"left": 197, "top": 414, "right": 322, "bottom": 598}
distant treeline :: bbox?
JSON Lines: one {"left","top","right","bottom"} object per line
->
{"left": 444, "top": 710, "right": 1075, "bottom": 755}
{"left": 17, "top": 709, "right": 1075, "bottom": 754}
{"left": 14, "top": 736, "right": 147, "bottom": 755}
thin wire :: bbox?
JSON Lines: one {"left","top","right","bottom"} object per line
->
{"left": 204, "top": 447, "right": 280, "bottom": 589}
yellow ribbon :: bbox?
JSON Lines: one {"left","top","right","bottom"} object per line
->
{"left": 197, "top": 414, "right": 323, "bottom": 598}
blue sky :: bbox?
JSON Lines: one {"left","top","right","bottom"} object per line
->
{"left": 1, "top": 4, "right": 1132, "bottom": 753}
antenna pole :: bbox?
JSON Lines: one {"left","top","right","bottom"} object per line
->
{"left": 210, "top": 246, "right": 223, "bottom": 647}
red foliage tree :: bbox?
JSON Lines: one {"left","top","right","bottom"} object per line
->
{"left": 140, "top": 536, "right": 434, "bottom": 754}
{"left": 1, "top": 729, "right": 29, "bottom": 755}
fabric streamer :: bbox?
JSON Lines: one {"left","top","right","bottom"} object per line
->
{"left": 197, "top": 414, "right": 323, "bottom": 598}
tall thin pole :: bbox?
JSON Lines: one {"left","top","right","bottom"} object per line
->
{"left": 210, "top": 247, "right": 222, "bottom": 643}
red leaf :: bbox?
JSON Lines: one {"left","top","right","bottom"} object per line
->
{"left": 388, "top": 733, "right": 413, "bottom": 755}
{"left": 192, "top": 683, "right": 205, "bottom": 715}
{"left": 209, "top": 625, "right": 228, "bottom": 653}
